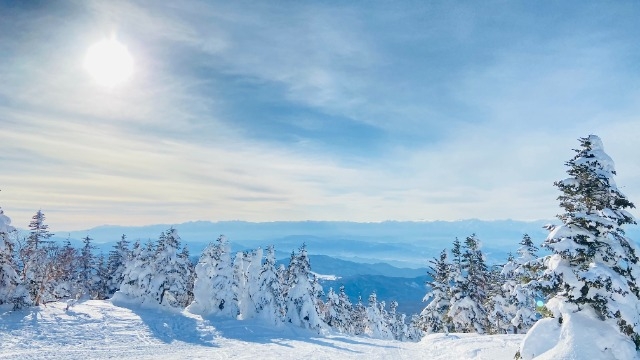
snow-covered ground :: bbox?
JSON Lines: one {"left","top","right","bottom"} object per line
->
{"left": 0, "top": 300, "right": 523, "bottom": 359}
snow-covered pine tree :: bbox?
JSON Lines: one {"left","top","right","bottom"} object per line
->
{"left": 324, "top": 285, "right": 355, "bottom": 334}
{"left": 448, "top": 234, "right": 489, "bottom": 333}
{"left": 508, "top": 234, "right": 541, "bottom": 333}
{"left": 352, "top": 296, "right": 368, "bottom": 335}
{"left": 387, "top": 300, "right": 410, "bottom": 341}
{"left": 21, "top": 210, "right": 55, "bottom": 305}
{"left": 27, "top": 210, "right": 53, "bottom": 250}
{"left": 254, "top": 245, "right": 285, "bottom": 324}
{"left": 117, "top": 240, "right": 156, "bottom": 304}
{"left": 283, "top": 244, "right": 325, "bottom": 332}
{"left": 520, "top": 135, "right": 640, "bottom": 357}
{"left": 244, "top": 248, "right": 263, "bottom": 319}
{"left": 487, "top": 262, "right": 515, "bottom": 334}
{"left": 233, "top": 251, "right": 252, "bottom": 318}
{"left": 407, "top": 314, "right": 425, "bottom": 341}
{"left": 77, "top": 236, "right": 97, "bottom": 299}
{"left": 50, "top": 238, "right": 78, "bottom": 300}
{"left": 92, "top": 254, "right": 110, "bottom": 300}
{"left": 179, "top": 245, "right": 195, "bottom": 306}
{"left": 188, "top": 235, "right": 238, "bottom": 317}
{"left": 324, "top": 287, "right": 340, "bottom": 330}
{"left": 419, "top": 249, "right": 452, "bottom": 333}
{"left": 365, "top": 292, "right": 393, "bottom": 339}
{"left": 0, "top": 207, "right": 30, "bottom": 309}
{"left": 106, "top": 235, "right": 130, "bottom": 296}
{"left": 451, "top": 237, "right": 462, "bottom": 273}
{"left": 152, "top": 228, "right": 192, "bottom": 308}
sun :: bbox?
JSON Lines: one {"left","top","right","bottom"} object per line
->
{"left": 84, "top": 37, "right": 134, "bottom": 87}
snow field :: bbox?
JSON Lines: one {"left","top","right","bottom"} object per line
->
{"left": 0, "top": 300, "right": 523, "bottom": 359}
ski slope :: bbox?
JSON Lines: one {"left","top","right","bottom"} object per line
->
{"left": 0, "top": 300, "right": 523, "bottom": 359}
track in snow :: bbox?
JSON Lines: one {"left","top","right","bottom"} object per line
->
{"left": 0, "top": 300, "right": 523, "bottom": 359}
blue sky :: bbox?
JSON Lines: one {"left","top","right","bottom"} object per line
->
{"left": 2, "top": 0, "right": 640, "bottom": 230}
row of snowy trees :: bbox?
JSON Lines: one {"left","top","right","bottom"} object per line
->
{"left": 0, "top": 208, "right": 419, "bottom": 341}
{"left": 119, "top": 233, "right": 420, "bottom": 341}
{"left": 0, "top": 209, "right": 134, "bottom": 308}
{"left": 417, "top": 233, "right": 541, "bottom": 335}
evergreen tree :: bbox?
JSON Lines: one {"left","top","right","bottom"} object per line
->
{"left": 324, "top": 287, "right": 341, "bottom": 330}
{"left": 233, "top": 251, "right": 251, "bottom": 318}
{"left": 153, "top": 228, "right": 192, "bottom": 308}
{"left": 106, "top": 234, "right": 130, "bottom": 296}
{"left": 534, "top": 135, "right": 640, "bottom": 348}
{"left": 324, "top": 285, "right": 355, "bottom": 334}
{"left": 487, "top": 262, "right": 515, "bottom": 334}
{"left": 283, "top": 244, "right": 325, "bottom": 331}
{"left": 0, "top": 207, "right": 30, "bottom": 309}
{"left": 22, "top": 210, "right": 55, "bottom": 305}
{"left": 77, "top": 236, "right": 96, "bottom": 298}
{"left": 92, "top": 254, "right": 110, "bottom": 300}
{"left": 117, "top": 240, "right": 156, "bottom": 304}
{"left": 27, "top": 210, "right": 53, "bottom": 250}
{"left": 351, "top": 296, "right": 367, "bottom": 335}
{"left": 254, "top": 245, "right": 285, "bottom": 324}
{"left": 50, "top": 240, "right": 78, "bottom": 300}
{"left": 387, "top": 300, "right": 410, "bottom": 341}
{"left": 508, "top": 234, "right": 541, "bottom": 333}
{"left": 448, "top": 234, "right": 489, "bottom": 333}
{"left": 180, "top": 245, "right": 195, "bottom": 306}
{"left": 419, "top": 249, "right": 452, "bottom": 333}
{"left": 365, "top": 292, "right": 393, "bottom": 339}
{"left": 188, "top": 235, "right": 238, "bottom": 317}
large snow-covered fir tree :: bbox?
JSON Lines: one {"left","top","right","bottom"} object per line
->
{"left": 419, "top": 249, "right": 452, "bottom": 333}
{"left": 0, "top": 207, "right": 30, "bottom": 309}
{"left": 520, "top": 135, "right": 640, "bottom": 359}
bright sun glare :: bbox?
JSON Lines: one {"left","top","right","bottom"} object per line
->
{"left": 84, "top": 37, "right": 134, "bottom": 87}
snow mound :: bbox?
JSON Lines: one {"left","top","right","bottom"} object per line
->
{"left": 519, "top": 310, "right": 638, "bottom": 360}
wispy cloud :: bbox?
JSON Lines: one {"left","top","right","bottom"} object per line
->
{"left": 1, "top": 0, "right": 639, "bottom": 230}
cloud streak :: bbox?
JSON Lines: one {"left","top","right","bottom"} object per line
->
{"left": 1, "top": 0, "right": 639, "bottom": 230}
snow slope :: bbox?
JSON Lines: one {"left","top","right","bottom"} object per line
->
{"left": 0, "top": 300, "right": 523, "bottom": 359}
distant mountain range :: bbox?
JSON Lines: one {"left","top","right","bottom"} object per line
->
{"left": 37, "top": 219, "right": 640, "bottom": 316}
{"left": 276, "top": 255, "right": 430, "bottom": 315}
{"left": 46, "top": 219, "right": 640, "bottom": 268}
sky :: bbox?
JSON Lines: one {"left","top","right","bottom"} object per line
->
{"left": 1, "top": 0, "right": 640, "bottom": 231}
